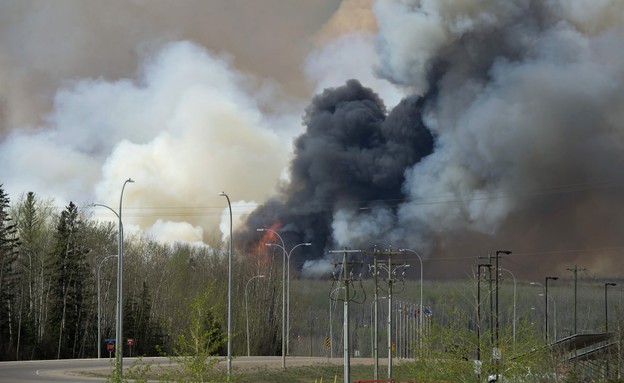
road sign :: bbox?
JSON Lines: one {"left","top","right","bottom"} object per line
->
{"left": 107, "top": 342, "right": 115, "bottom": 353}
{"left": 492, "top": 347, "right": 502, "bottom": 360}
{"left": 127, "top": 338, "right": 135, "bottom": 346}
{"left": 325, "top": 337, "right": 330, "bottom": 348}
{"left": 473, "top": 360, "right": 482, "bottom": 374}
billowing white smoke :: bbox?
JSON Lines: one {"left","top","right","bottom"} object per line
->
{"left": 305, "top": 32, "right": 405, "bottom": 108}
{"left": 0, "top": 41, "right": 292, "bottom": 242}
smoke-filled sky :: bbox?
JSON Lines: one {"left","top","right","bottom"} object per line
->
{"left": 3, "top": 0, "right": 624, "bottom": 279}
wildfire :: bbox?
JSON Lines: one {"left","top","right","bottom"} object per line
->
{"left": 252, "top": 221, "right": 282, "bottom": 267}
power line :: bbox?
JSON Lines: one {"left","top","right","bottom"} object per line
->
{"left": 67, "top": 176, "right": 624, "bottom": 218}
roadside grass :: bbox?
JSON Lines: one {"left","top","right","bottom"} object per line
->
{"left": 235, "top": 363, "right": 418, "bottom": 383}
{"left": 109, "top": 359, "right": 430, "bottom": 383}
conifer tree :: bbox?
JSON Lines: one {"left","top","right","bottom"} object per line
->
{"left": 12, "top": 191, "right": 55, "bottom": 359}
{"left": 47, "top": 201, "right": 91, "bottom": 358}
{"left": 0, "top": 185, "right": 19, "bottom": 359}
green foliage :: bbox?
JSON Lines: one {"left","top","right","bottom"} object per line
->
{"left": 124, "top": 282, "right": 165, "bottom": 357}
{"left": 119, "top": 356, "right": 153, "bottom": 383}
{"left": 164, "top": 285, "right": 227, "bottom": 383}
{"left": 10, "top": 191, "right": 56, "bottom": 359}
{"left": 403, "top": 298, "right": 476, "bottom": 382}
{"left": 46, "top": 201, "right": 93, "bottom": 359}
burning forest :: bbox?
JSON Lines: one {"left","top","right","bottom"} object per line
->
{"left": 2, "top": 1, "right": 624, "bottom": 279}
{"left": 236, "top": 0, "right": 624, "bottom": 279}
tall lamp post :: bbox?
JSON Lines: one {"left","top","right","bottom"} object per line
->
{"left": 329, "top": 286, "right": 343, "bottom": 359}
{"left": 257, "top": 228, "right": 286, "bottom": 369}
{"left": 539, "top": 293, "right": 557, "bottom": 341}
{"left": 398, "top": 249, "right": 424, "bottom": 353}
{"left": 266, "top": 241, "right": 311, "bottom": 357}
{"left": 605, "top": 283, "right": 617, "bottom": 332}
{"left": 245, "top": 275, "right": 265, "bottom": 356}
{"left": 605, "top": 282, "right": 617, "bottom": 379}
{"left": 499, "top": 268, "right": 516, "bottom": 346}
{"left": 544, "top": 276, "right": 558, "bottom": 343}
{"left": 90, "top": 177, "right": 133, "bottom": 380}
{"left": 286, "top": 242, "right": 311, "bottom": 355}
{"left": 97, "top": 254, "right": 117, "bottom": 359}
{"left": 494, "top": 251, "right": 511, "bottom": 362}
{"left": 219, "top": 192, "right": 233, "bottom": 380}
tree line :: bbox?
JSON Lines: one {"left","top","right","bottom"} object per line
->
{"left": 1, "top": 184, "right": 621, "bottom": 372}
{"left": 0, "top": 186, "right": 283, "bottom": 361}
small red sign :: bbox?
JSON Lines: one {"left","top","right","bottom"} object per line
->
{"left": 127, "top": 338, "right": 135, "bottom": 346}
{"left": 107, "top": 342, "right": 115, "bottom": 353}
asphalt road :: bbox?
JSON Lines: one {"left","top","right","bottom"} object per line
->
{"left": 0, "top": 356, "right": 353, "bottom": 382}
{"left": 0, "top": 357, "right": 117, "bottom": 382}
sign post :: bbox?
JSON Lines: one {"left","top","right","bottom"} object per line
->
{"left": 107, "top": 342, "right": 115, "bottom": 359}
{"left": 127, "top": 338, "right": 135, "bottom": 357}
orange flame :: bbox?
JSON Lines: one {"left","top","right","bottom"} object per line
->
{"left": 251, "top": 221, "right": 282, "bottom": 267}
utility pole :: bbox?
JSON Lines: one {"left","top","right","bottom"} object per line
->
{"left": 479, "top": 250, "right": 511, "bottom": 381}
{"left": 371, "top": 246, "right": 380, "bottom": 380}
{"left": 476, "top": 263, "right": 491, "bottom": 383}
{"left": 566, "top": 265, "right": 586, "bottom": 335}
{"left": 375, "top": 247, "right": 406, "bottom": 380}
{"left": 329, "top": 248, "right": 363, "bottom": 383}
{"left": 479, "top": 253, "right": 495, "bottom": 348}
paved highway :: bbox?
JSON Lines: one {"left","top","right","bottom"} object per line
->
{"left": 0, "top": 357, "right": 175, "bottom": 382}
{"left": 0, "top": 356, "right": 350, "bottom": 382}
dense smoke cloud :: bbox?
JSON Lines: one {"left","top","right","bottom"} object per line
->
{"left": 0, "top": 39, "right": 293, "bottom": 241}
{"left": 0, "top": 0, "right": 342, "bottom": 131}
{"left": 0, "top": 1, "right": 344, "bottom": 243}
{"left": 240, "top": 0, "right": 624, "bottom": 278}
{"left": 236, "top": 80, "right": 433, "bottom": 274}
{"left": 383, "top": 0, "right": 624, "bottom": 277}
{"left": 3, "top": 0, "right": 624, "bottom": 278}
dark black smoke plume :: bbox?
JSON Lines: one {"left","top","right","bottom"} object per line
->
{"left": 237, "top": 79, "right": 433, "bottom": 273}
{"left": 241, "top": 0, "right": 624, "bottom": 279}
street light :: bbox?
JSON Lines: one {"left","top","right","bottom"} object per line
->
{"left": 287, "top": 242, "right": 310, "bottom": 355}
{"left": 257, "top": 228, "right": 286, "bottom": 369}
{"left": 90, "top": 177, "right": 133, "bottom": 380}
{"left": 545, "top": 276, "right": 558, "bottom": 343}
{"left": 329, "top": 286, "right": 343, "bottom": 359}
{"left": 605, "top": 283, "right": 617, "bottom": 332}
{"left": 605, "top": 282, "right": 617, "bottom": 379}
{"left": 97, "top": 254, "right": 117, "bottom": 359}
{"left": 245, "top": 275, "right": 265, "bottom": 357}
{"left": 494, "top": 250, "right": 511, "bottom": 373}
{"left": 499, "top": 268, "right": 516, "bottom": 345}
{"left": 219, "top": 192, "right": 233, "bottom": 380}
{"left": 539, "top": 293, "right": 557, "bottom": 341}
{"left": 265, "top": 241, "right": 311, "bottom": 357}
{"left": 399, "top": 249, "right": 424, "bottom": 354}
